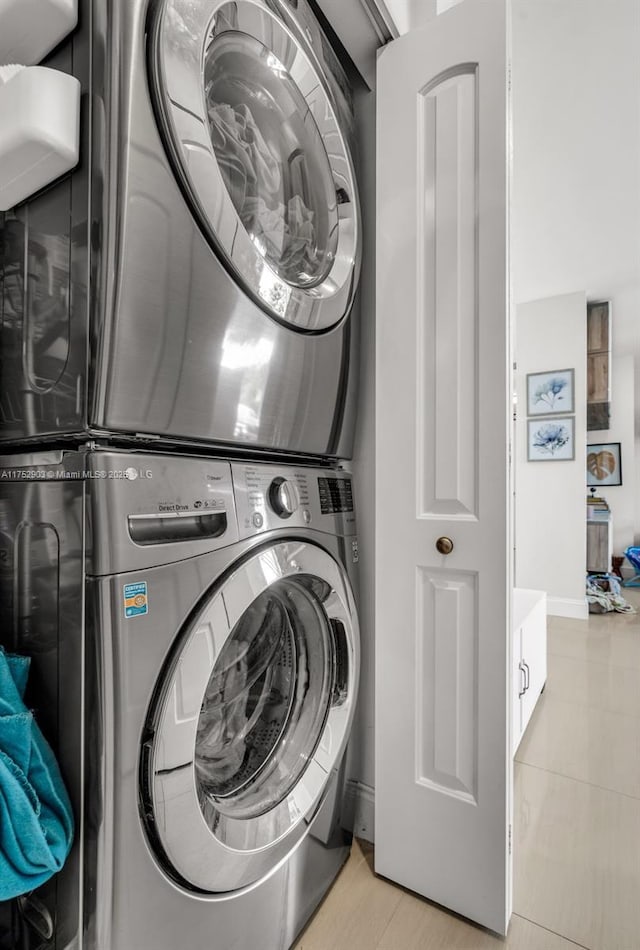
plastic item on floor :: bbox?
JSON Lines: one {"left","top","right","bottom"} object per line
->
{"left": 0, "top": 648, "right": 74, "bottom": 901}
{"left": 0, "top": 0, "right": 78, "bottom": 66}
{"left": 0, "top": 65, "right": 80, "bottom": 211}
{"left": 586, "top": 572, "right": 635, "bottom": 614}
{"left": 622, "top": 546, "right": 640, "bottom": 588}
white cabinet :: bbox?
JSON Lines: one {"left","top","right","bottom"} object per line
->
{"left": 512, "top": 588, "right": 547, "bottom": 754}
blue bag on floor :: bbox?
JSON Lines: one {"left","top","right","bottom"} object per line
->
{"left": 0, "top": 649, "right": 74, "bottom": 900}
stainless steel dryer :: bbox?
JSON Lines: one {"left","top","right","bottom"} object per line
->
{"left": 0, "top": 448, "right": 360, "bottom": 949}
{"left": 0, "top": 0, "right": 361, "bottom": 457}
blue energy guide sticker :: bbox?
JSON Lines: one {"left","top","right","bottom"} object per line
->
{"left": 124, "top": 581, "right": 148, "bottom": 618}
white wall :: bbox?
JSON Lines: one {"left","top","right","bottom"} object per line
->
{"left": 588, "top": 354, "right": 636, "bottom": 556}
{"left": 376, "top": 0, "right": 434, "bottom": 34}
{"left": 516, "top": 293, "right": 588, "bottom": 619}
{"left": 512, "top": 0, "right": 640, "bottom": 340}
{"left": 375, "top": 0, "right": 463, "bottom": 36}
{"left": 511, "top": 0, "right": 640, "bottom": 547}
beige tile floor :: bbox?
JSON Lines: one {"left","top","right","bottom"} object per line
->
{"left": 295, "top": 591, "right": 640, "bottom": 950}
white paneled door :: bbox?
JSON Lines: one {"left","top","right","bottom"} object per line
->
{"left": 375, "top": 0, "right": 512, "bottom": 936}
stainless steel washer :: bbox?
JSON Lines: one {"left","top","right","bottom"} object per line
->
{"left": 0, "top": 448, "right": 360, "bottom": 949}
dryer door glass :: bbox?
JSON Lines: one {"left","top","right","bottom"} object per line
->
{"left": 151, "top": 0, "right": 360, "bottom": 331}
{"left": 142, "top": 541, "right": 359, "bottom": 893}
{"left": 204, "top": 32, "right": 339, "bottom": 289}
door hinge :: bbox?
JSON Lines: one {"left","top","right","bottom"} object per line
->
{"left": 508, "top": 824, "right": 512, "bottom": 855}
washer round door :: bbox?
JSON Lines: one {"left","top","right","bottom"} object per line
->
{"left": 140, "top": 541, "right": 359, "bottom": 893}
{"left": 149, "top": 0, "right": 361, "bottom": 331}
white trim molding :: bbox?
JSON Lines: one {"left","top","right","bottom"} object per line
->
{"left": 546, "top": 597, "right": 589, "bottom": 620}
{"left": 343, "top": 780, "right": 375, "bottom": 842}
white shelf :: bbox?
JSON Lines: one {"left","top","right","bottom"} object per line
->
{"left": 0, "top": 0, "right": 78, "bottom": 66}
{"left": 0, "top": 66, "right": 80, "bottom": 211}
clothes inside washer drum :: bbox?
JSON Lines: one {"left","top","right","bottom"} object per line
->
{"left": 195, "top": 594, "right": 295, "bottom": 797}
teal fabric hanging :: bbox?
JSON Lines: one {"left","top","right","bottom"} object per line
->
{"left": 0, "top": 649, "right": 73, "bottom": 900}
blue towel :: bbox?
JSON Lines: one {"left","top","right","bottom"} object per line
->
{"left": 0, "top": 649, "right": 74, "bottom": 900}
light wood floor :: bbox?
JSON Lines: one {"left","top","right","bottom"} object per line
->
{"left": 296, "top": 592, "right": 640, "bottom": 950}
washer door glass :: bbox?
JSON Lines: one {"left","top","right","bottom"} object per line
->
{"left": 195, "top": 574, "right": 332, "bottom": 819}
{"left": 150, "top": 0, "right": 360, "bottom": 331}
{"left": 141, "top": 542, "right": 359, "bottom": 893}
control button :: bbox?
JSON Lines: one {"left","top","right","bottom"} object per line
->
{"left": 252, "top": 512, "right": 264, "bottom": 529}
{"left": 302, "top": 509, "right": 312, "bottom": 524}
{"left": 268, "top": 478, "right": 300, "bottom": 519}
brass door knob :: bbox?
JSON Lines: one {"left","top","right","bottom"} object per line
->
{"left": 436, "top": 536, "right": 454, "bottom": 555}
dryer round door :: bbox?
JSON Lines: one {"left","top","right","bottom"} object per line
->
{"left": 140, "top": 540, "right": 359, "bottom": 893}
{"left": 149, "top": 0, "right": 361, "bottom": 331}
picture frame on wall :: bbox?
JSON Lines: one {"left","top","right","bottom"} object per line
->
{"left": 527, "top": 416, "right": 575, "bottom": 462}
{"left": 526, "top": 368, "right": 575, "bottom": 416}
{"left": 587, "top": 442, "right": 622, "bottom": 487}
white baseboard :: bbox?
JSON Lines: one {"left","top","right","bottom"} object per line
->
{"left": 547, "top": 597, "right": 589, "bottom": 620}
{"left": 343, "top": 780, "right": 375, "bottom": 843}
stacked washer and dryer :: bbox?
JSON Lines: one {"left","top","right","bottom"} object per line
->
{"left": 0, "top": 1, "right": 362, "bottom": 947}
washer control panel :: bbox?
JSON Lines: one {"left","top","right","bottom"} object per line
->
{"left": 268, "top": 477, "right": 301, "bottom": 519}
{"left": 232, "top": 462, "right": 356, "bottom": 539}
{"left": 317, "top": 476, "right": 354, "bottom": 514}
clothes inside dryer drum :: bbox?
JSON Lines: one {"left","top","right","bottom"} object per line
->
{"left": 204, "top": 31, "right": 339, "bottom": 288}
{"left": 195, "top": 576, "right": 333, "bottom": 821}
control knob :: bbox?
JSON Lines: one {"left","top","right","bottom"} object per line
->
{"left": 268, "top": 477, "right": 300, "bottom": 518}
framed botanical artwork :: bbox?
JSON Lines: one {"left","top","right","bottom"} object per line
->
{"left": 527, "top": 416, "right": 575, "bottom": 461}
{"left": 526, "top": 368, "right": 575, "bottom": 416}
{"left": 587, "top": 442, "right": 622, "bottom": 487}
